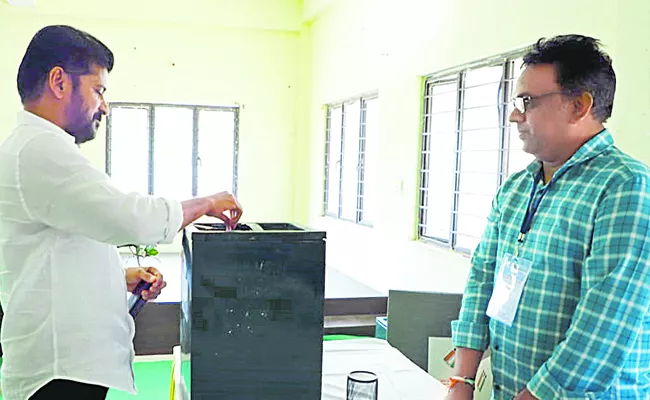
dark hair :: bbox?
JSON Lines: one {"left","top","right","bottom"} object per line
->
{"left": 17, "top": 25, "right": 114, "bottom": 104}
{"left": 523, "top": 34, "right": 616, "bottom": 122}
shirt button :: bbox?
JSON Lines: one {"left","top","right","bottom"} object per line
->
{"left": 494, "top": 344, "right": 500, "bottom": 350}
{"left": 494, "top": 384, "right": 501, "bottom": 391}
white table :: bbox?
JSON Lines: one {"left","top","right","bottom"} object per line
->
{"left": 173, "top": 338, "right": 448, "bottom": 399}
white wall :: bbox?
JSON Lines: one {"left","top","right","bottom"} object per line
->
{"left": 297, "top": 0, "right": 650, "bottom": 294}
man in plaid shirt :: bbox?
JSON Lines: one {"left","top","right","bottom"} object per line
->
{"left": 448, "top": 35, "right": 650, "bottom": 399}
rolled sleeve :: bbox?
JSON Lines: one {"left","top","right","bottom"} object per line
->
{"left": 161, "top": 198, "right": 183, "bottom": 244}
{"left": 527, "top": 363, "right": 591, "bottom": 400}
{"left": 451, "top": 320, "right": 490, "bottom": 350}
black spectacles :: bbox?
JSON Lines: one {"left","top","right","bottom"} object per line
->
{"left": 511, "top": 91, "right": 569, "bottom": 114}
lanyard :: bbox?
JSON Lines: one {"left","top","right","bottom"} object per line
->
{"left": 515, "top": 169, "right": 551, "bottom": 257}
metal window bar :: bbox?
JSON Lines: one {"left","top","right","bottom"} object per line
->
{"left": 450, "top": 73, "right": 466, "bottom": 249}
{"left": 498, "top": 60, "right": 514, "bottom": 186}
{"left": 357, "top": 99, "right": 367, "bottom": 224}
{"left": 147, "top": 105, "right": 155, "bottom": 195}
{"left": 232, "top": 108, "right": 240, "bottom": 196}
{"left": 323, "top": 107, "right": 332, "bottom": 216}
{"left": 191, "top": 108, "right": 200, "bottom": 197}
{"left": 105, "top": 107, "right": 112, "bottom": 175}
{"left": 337, "top": 103, "right": 346, "bottom": 220}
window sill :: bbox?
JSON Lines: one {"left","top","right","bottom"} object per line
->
{"left": 418, "top": 237, "right": 472, "bottom": 259}
{"left": 322, "top": 214, "right": 374, "bottom": 229}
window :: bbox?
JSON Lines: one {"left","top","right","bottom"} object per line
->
{"left": 418, "top": 54, "right": 533, "bottom": 253}
{"left": 323, "top": 95, "right": 379, "bottom": 225}
{"left": 106, "top": 103, "right": 239, "bottom": 200}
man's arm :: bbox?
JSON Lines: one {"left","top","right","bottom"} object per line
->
{"left": 18, "top": 133, "right": 239, "bottom": 245}
{"left": 446, "top": 348, "right": 484, "bottom": 398}
{"left": 526, "top": 174, "right": 650, "bottom": 399}
{"left": 449, "top": 194, "right": 501, "bottom": 392}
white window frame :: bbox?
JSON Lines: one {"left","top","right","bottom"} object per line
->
{"left": 106, "top": 102, "right": 240, "bottom": 197}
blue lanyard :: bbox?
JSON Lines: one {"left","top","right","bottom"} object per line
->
{"left": 515, "top": 169, "right": 551, "bottom": 257}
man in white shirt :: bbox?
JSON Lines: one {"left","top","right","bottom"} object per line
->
{"left": 0, "top": 25, "right": 243, "bottom": 399}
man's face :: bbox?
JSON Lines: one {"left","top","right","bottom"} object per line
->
{"left": 63, "top": 64, "right": 108, "bottom": 145}
{"left": 509, "top": 64, "right": 573, "bottom": 162}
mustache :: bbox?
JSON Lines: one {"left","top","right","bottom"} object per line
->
{"left": 93, "top": 114, "right": 103, "bottom": 123}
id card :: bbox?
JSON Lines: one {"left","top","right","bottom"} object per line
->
{"left": 486, "top": 253, "right": 532, "bottom": 326}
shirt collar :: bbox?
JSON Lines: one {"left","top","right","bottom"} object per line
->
{"left": 17, "top": 110, "right": 77, "bottom": 144}
{"left": 525, "top": 129, "right": 614, "bottom": 180}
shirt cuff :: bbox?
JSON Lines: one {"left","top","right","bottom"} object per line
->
{"left": 451, "top": 320, "right": 490, "bottom": 350}
{"left": 160, "top": 198, "right": 183, "bottom": 244}
{"left": 527, "top": 363, "right": 596, "bottom": 400}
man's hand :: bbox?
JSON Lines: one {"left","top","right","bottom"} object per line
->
{"left": 514, "top": 388, "right": 538, "bottom": 400}
{"left": 206, "top": 191, "right": 243, "bottom": 229}
{"left": 125, "top": 267, "right": 167, "bottom": 301}
{"left": 180, "top": 191, "right": 243, "bottom": 231}
{"left": 444, "top": 383, "right": 473, "bottom": 400}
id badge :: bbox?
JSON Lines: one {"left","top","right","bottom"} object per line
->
{"left": 486, "top": 253, "right": 532, "bottom": 326}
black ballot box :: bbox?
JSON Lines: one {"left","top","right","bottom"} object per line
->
{"left": 179, "top": 222, "right": 326, "bottom": 399}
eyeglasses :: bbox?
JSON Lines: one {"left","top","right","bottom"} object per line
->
{"left": 511, "top": 91, "right": 569, "bottom": 114}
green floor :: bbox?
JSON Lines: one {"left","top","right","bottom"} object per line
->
{"left": 106, "top": 360, "right": 173, "bottom": 400}
{"left": 1, "top": 335, "right": 366, "bottom": 399}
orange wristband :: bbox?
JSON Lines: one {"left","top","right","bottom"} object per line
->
{"left": 445, "top": 375, "right": 476, "bottom": 390}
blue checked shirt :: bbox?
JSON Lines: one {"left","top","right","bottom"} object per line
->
{"left": 451, "top": 130, "right": 650, "bottom": 399}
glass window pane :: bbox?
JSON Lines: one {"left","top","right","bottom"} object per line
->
{"left": 430, "top": 89, "right": 458, "bottom": 113}
{"left": 429, "top": 111, "right": 458, "bottom": 134}
{"left": 505, "top": 58, "right": 534, "bottom": 177}
{"left": 457, "top": 193, "right": 493, "bottom": 218}
{"left": 458, "top": 172, "right": 497, "bottom": 197}
{"left": 464, "top": 65, "right": 503, "bottom": 88}
{"left": 508, "top": 151, "right": 534, "bottom": 176}
{"left": 458, "top": 64, "right": 501, "bottom": 251}
{"left": 326, "top": 107, "right": 342, "bottom": 215}
{"left": 510, "top": 58, "right": 525, "bottom": 97}
{"left": 360, "top": 98, "right": 378, "bottom": 224}
{"left": 462, "top": 106, "right": 501, "bottom": 131}
{"left": 507, "top": 125, "right": 535, "bottom": 176}
{"left": 420, "top": 79, "right": 460, "bottom": 241}
{"left": 455, "top": 232, "right": 482, "bottom": 253}
{"left": 460, "top": 150, "right": 499, "bottom": 173}
{"left": 463, "top": 82, "right": 500, "bottom": 109}
{"left": 461, "top": 128, "right": 499, "bottom": 151}
{"left": 430, "top": 79, "right": 458, "bottom": 95}
{"left": 109, "top": 107, "right": 149, "bottom": 195}
{"left": 197, "top": 110, "right": 236, "bottom": 196}
{"left": 341, "top": 101, "right": 361, "bottom": 221}
{"left": 421, "top": 133, "right": 455, "bottom": 240}
{"left": 153, "top": 107, "right": 193, "bottom": 200}
{"left": 426, "top": 80, "right": 458, "bottom": 135}
{"left": 456, "top": 196, "right": 492, "bottom": 251}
